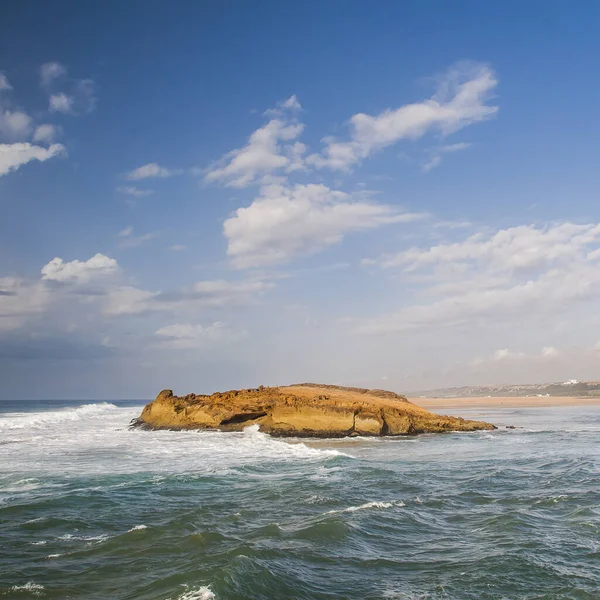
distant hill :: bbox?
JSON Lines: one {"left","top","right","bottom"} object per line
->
{"left": 408, "top": 380, "right": 600, "bottom": 398}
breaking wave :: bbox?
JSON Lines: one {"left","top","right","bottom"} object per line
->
{"left": 326, "top": 500, "right": 406, "bottom": 514}
{"left": 2, "top": 401, "right": 598, "bottom": 599}
{"left": 0, "top": 402, "right": 118, "bottom": 431}
{"left": 173, "top": 586, "right": 215, "bottom": 600}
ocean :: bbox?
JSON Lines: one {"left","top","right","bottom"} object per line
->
{"left": 0, "top": 400, "right": 598, "bottom": 599}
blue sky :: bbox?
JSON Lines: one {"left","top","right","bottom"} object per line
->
{"left": 2, "top": 1, "right": 600, "bottom": 399}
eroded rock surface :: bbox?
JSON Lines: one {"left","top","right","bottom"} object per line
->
{"left": 133, "top": 384, "right": 495, "bottom": 437}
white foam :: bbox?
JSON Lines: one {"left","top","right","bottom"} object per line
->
{"left": 10, "top": 582, "right": 44, "bottom": 596}
{"left": 0, "top": 402, "right": 118, "bottom": 431}
{"left": 2, "top": 478, "right": 42, "bottom": 493}
{"left": 326, "top": 500, "right": 406, "bottom": 514}
{"left": 173, "top": 586, "right": 215, "bottom": 600}
{"left": 1, "top": 403, "right": 351, "bottom": 485}
{"left": 534, "top": 494, "right": 569, "bottom": 504}
{"left": 127, "top": 524, "right": 148, "bottom": 532}
{"left": 57, "top": 533, "right": 109, "bottom": 542}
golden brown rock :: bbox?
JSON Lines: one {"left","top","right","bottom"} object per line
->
{"left": 133, "top": 384, "right": 495, "bottom": 437}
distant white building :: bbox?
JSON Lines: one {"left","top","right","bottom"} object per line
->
{"left": 562, "top": 379, "right": 579, "bottom": 385}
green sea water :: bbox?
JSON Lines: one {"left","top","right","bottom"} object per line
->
{"left": 0, "top": 401, "right": 598, "bottom": 599}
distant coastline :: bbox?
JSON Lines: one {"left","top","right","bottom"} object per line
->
{"left": 411, "top": 395, "right": 600, "bottom": 410}
{"left": 408, "top": 379, "right": 600, "bottom": 400}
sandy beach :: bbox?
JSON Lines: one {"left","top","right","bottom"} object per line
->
{"left": 410, "top": 396, "right": 600, "bottom": 410}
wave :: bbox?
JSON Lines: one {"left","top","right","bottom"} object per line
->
{"left": 57, "top": 533, "right": 110, "bottom": 543}
{"left": 1, "top": 477, "right": 42, "bottom": 493}
{"left": 326, "top": 500, "right": 406, "bottom": 514}
{"left": 127, "top": 524, "right": 148, "bottom": 532}
{"left": 0, "top": 402, "right": 118, "bottom": 431}
{"left": 173, "top": 586, "right": 215, "bottom": 600}
{"left": 9, "top": 582, "right": 45, "bottom": 596}
{"left": 240, "top": 424, "right": 350, "bottom": 459}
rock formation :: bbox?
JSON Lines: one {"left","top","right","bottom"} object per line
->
{"left": 133, "top": 384, "right": 495, "bottom": 437}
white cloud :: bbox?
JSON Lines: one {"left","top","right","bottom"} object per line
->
{"left": 470, "top": 345, "right": 562, "bottom": 366}
{"left": 422, "top": 142, "right": 472, "bottom": 172}
{"left": 170, "top": 244, "right": 186, "bottom": 251}
{"left": 263, "top": 95, "right": 303, "bottom": 117}
{"left": 541, "top": 345, "right": 561, "bottom": 358}
{"left": 357, "top": 222, "right": 600, "bottom": 334}
{"left": 0, "top": 277, "right": 49, "bottom": 331}
{"left": 118, "top": 226, "right": 133, "bottom": 237}
{"left": 40, "top": 62, "right": 67, "bottom": 87}
{"left": 0, "top": 74, "right": 13, "bottom": 91}
{"left": 155, "top": 322, "right": 246, "bottom": 349}
{"left": 44, "top": 64, "right": 95, "bottom": 116}
{"left": 117, "top": 226, "right": 157, "bottom": 248}
{"left": 0, "top": 109, "right": 33, "bottom": 140}
{"left": 104, "top": 279, "right": 273, "bottom": 316}
{"left": 41, "top": 253, "right": 119, "bottom": 283}
{"left": 73, "top": 79, "right": 96, "bottom": 114}
{"left": 120, "top": 233, "right": 156, "bottom": 248}
{"left": 126, "top": 163, "right": 182, "bottom": 180}
{"left": 184, "top": 280, "right": 272, "bottom": 303}
{"left": 204, "top": 100, "right": 305, "bottom": 188}
{"left": 103, "top": 286, "right": 157, "bottom": 316}
{"left": 379, "top": 222, "right": 600, "bottom": 271}
{"left": 0, "top": 143, "right": 65, "bottom": 176}
{"left": 49, "top": 93, "right": 74, "bottom": 114}
{"left": 48, "top": 81, "right": 96, "bottom": 116}
{"left": 33, "top": 124, "right": 61, "bottom": 144}
{"left": 117, "top": 186, "right": 153, "bottom": 197}
{"left": 281, "top": 95, "right": 301, "bottom": 110}
{"left": 307, "top": 62, "right": 497, "bottom": 171}
{"left": 0, "top": 65, "right": 94, "bottom": 181}
{"left": 223, "top": 181, "right": 424, "bottom": 268}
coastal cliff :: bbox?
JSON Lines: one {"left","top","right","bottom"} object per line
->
{"left": 133, "top": 384, "right": 495, "bottom": 437}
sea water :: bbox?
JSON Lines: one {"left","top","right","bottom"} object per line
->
{"left": 0, "top": 400, "right": 598, "bottom": 599}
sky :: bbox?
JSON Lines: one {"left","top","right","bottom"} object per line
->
{"left": 2, "top": 1, "right": 600, "bottom": 399}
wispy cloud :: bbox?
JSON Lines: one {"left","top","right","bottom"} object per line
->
{"left": 126, "top": 163, "right": 183, "bottom": 180}
{"left": 48, "top": 79, "right": 96, "bottom": 116}
{"left": 204, "top": 96, "right": 305, "bottom": 188}
{"left": 0, "top": 79, "right": 33, "bottom": 141}
{"left": 469, "top": 346, "right": 562, "bottom": 366}
{"left": 104, "top": 279, "right": 274, "bottom": 316}
{"left": 307, "top": 62, "right": 496, "bottom": 171}
{"left": 32, "top": 124, "right": 62, "bottom": 144}
{"left": 0, "top": 73, "right": 13, "bottom": 91}
{"left": 117, "top": 226, "right": 157, "bottom": 248}
{"left": 155, "top": 321, "right": 247, "bottom": 349}
{"left": 224, "top": 181, "right": 425, "bottom": 268}
{"left": 39, "top": 62, "right": 67, "bottom": 88}
{"left": 422, "top": 142, "right": 472, "bottom": 172}
{"left": 356, "top": 222, "right": 600, "bottom": 334}
{"left": 0, "top": 143, "right": 66, "bottom": 177}
{"left": 117, "top": 186, "right": 153, "bottom": 197}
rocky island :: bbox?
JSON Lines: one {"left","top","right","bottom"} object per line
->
{"left": 133, "top": 384, "right": 495, "bottom": 437}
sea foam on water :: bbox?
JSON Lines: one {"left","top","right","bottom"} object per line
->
{"left": 1, "top": 401, "right": 599, "bottom": 598}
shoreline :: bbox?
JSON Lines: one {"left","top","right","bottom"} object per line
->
{"left": 409, "top": 395, "right": 600, "bottom": 410}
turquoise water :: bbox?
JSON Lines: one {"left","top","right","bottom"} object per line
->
{"left": 0, "top": 401, "right": 598, "bottom": 600}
